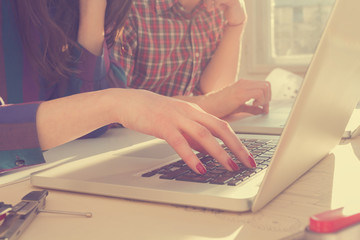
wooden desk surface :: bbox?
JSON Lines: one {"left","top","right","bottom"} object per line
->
{"left": 1, "top": 129, "right": 360, "bottom": 240}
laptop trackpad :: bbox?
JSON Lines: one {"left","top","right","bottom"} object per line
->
{"left": 124, "top": 142, "right": 177, "bottom": 159}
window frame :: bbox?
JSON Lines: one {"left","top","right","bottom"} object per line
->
{"left": 243, "top": 0, "right": 333, "bottom": 74}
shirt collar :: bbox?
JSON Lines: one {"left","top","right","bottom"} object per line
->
{"left": 154, "top": 0, "right": 211, "bottom": 15}
{"left": 155, "top": 0, "right": 179, "bottom": 14}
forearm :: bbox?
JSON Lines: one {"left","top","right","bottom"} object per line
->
{"left": 174, "top": 93, "right": 227, "bottom": 118}
{"left": 77, "top": 0, "right": 106, "bottom": 56}
{"left": 36, "top": 89, "right": 117, "bottom": 150}
{"left": 176, "top": 78, "right": 271, "bottom": 118}
{"left": 35, "top": 88, "right": 257, "bottom": 174}
{"left": 199, "top": 24, "right": 245, "bottom": 94}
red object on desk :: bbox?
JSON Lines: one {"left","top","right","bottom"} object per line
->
{"left": 309, "top": 207, "right": 360, "bottom": 233}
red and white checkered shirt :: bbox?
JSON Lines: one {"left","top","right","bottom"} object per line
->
{"left": 110, "top": 0, "right": 226, "bottom": 96}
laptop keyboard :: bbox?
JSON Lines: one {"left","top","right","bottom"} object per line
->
{"left": 142, "top": 138, "right": 277, "bottom": 186}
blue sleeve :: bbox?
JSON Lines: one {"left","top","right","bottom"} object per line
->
{"left": 0, "top": 103, "right": 45, "bottom": 173}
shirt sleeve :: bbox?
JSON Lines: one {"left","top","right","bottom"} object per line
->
{"left": 0, "top": 102, "right": 45, "bottom": 173}
{"left": 69, "top": 42, "right": 110, "bottom": 93}
{"left": 0, "top": 42, "right": 115, "bottom": 173}
{"left": 108, "top": 17, "right": 138, "bottom": 88}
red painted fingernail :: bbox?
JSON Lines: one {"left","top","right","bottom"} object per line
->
{"left": 249, "top": 155, "right": 257, "bottom": 168}
{"left": 196, "top": 163, "right": 207, "bottom": 175}
{"left": 228, "top": 159, "right": 240, "bottom": 171}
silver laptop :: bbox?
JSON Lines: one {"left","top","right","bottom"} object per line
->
{"left": 229, "top": 101, "right": 360, "bottom": 139}
{"left": 228, "top": 66, "right": 360, "bottom": 139}
{"left": 31, "top": 0, "right": 360, "bottom": 212}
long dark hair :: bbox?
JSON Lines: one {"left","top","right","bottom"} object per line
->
{"left": 12, "top": 0, "right": 132, "bottom": 85}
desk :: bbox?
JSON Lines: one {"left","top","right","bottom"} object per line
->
{"left": 1, "top": 128, "right": 360, "bottom": 240}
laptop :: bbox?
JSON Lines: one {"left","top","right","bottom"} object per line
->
{"left": 228, "top": 67, "right": 302, "bottom": 136}
{"left": 228, "top": 68, "right": 360, "bottom": 139}
{"left": 228, "top": 101, "right": 360, "bottom": 139}
{"left": 31, "top": 0, "right": 360, "bottom": 212}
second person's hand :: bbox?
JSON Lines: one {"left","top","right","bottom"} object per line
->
{"left": 193, "top": 79, "right": 272, "bottom": 119}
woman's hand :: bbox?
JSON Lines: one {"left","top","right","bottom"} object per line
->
{"left": 110, "top": 89, "right": 256, "bottom": 174}
{"left": 37, "top": 89, "right": 256, "bottom": 175}
{"left": 177, "top": 79, "right": 271, "bottom": 119}
{"left": 202, "top": 79, "right": 271, "bottom": 118}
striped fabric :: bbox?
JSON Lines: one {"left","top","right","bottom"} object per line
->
{"left": 110, "top": 0, "right": 226, "bottom": 96}
{"left": 0, "top": 0, "right": 122, "bottom": 173}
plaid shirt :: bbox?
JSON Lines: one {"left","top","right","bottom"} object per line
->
{"left": 110, "top": 0, "right": 226, "bottom": 96}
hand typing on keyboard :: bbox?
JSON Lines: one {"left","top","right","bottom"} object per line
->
{"left": 119, "top": 90, "right": 258, "bottom": 175}
{"left": 143, "top": 139, "right": 277, "bottom": 185}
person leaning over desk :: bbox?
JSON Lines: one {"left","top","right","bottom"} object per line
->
{"left": 0, "top": 0, "right": 257, "bottom": 177}
{"left": 109, "top": 0, "right": 271, "bottom": 119}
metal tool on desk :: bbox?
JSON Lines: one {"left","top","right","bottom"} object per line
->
{"left": 0, "top": 190, "right": 92, "bottom": 240}
{"left": 282, "top": 207, "right": 360, "bottom": 240}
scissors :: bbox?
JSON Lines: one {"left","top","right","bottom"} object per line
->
{"left": 0, "top": 190, "right": 91, "bottom": 240}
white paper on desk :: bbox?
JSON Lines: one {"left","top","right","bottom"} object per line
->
{"left": 266, "top": 68, "right": 303, "bottom": 101}
{"left": 266, "top": 68, "right": 360, "bottom": 138}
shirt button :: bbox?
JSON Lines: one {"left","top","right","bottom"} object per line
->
{"left": 195, "top": 52, "right": 200, "bottom": 58}
{"left": 15, "top": 159, "right": 25, "bottom": 167}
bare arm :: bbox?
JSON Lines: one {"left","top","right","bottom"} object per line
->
{"left": 176, "top": 79, "right": 271, "bottom": 118}
{"left": 36, "top": 89, "right": 256, "bottom": 174}
{"left": 77, "top": 0, "right": 106, "bottom": 56}
{"left": 199, "top": 0, "right": 247, "bottom": 94}
{"left": 36, "top": 90, "right": 115, "bottom": 150}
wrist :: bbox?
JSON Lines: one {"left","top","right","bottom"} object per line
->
{"left": 194, "top": 92, "right": 220, "bottom": 117}
{"left": 102, "top": 88, "right": 128, "bottom": 124}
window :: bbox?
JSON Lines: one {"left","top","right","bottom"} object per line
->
{"left": 244, "top": 0, "right": 336, "bottom": 74}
